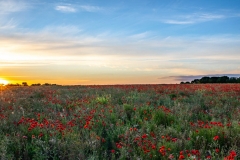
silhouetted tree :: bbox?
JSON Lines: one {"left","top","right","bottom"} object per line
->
{"left": 200, "top": 77, "right": 210, "bottom": 83}
{"left": 22, "top": 82, "right": 28, "bottom": 86}
{"left": 31, "top": 83, "right": 41, "bottom": 86}
{"left": 191, "top": 79, "right": 200, "bottom": 84}
{"left": 180, "top": 76, "right": 240, "bottom": 84}
{"left": 209, "top": 77, "right": 219, "bottom": 83}
{"left": 228, "top": 77, "right": 237, "bottom": 83}
{"left": 217, "top": 76, "right": 229, "bottom": 83}
{"left": 237, "top": 77, "right": 240, "bottom": 83}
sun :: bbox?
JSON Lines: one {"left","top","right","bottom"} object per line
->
{"left": 0, "top": 78, "right": 9, "bottom": 85}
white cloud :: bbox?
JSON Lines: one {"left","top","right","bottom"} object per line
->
{"left": 55, "top": 5, "right": 77, "bottom": 13}
{"left": 55, "top": 3, "right": 102, "bottom": 13}
{"left": 163, "top": 20, "right": 194, "bottom": 24}
{"left": 162, "top": 13, "right": 225, "bottom": 25}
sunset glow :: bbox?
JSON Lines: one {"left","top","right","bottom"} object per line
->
{"left": 0, "top": 78, "right": 9, "bottom": 85}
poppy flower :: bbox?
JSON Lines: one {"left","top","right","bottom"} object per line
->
{"left": 213, "top": 135, "right": 219, "bottom": 141}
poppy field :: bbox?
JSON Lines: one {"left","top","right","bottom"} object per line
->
{"left": 0, "top": 84, "right": 239, "bottom": 160}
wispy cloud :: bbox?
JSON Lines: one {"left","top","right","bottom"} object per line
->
{"left": 162, "top": 13, "right": 225, "bottom": 25}
{"left": 79, "top": 5, "right": 102, "bottom": 12}
{"left": 1, "top": 25, "right": 240, "bottom": 78}
{"left": 55, "top": 4, "right": 102, "bottom": 13}
{"left": 0, "top": 0, "right": 29, "bottom": 14}
{"left": 55, "top": 5, "right": 77, "bottom": 13}
{"left": 163, "top": 20, "right": 194, "bottom": 24}
{"left": 0, "top": 18, "right": 18, "bottom": 29}
{"left": 40, "top": 25, "right": 82, "bottom": 36}
{"left": 128, "top": 32, "right": 151, "bottom": 39}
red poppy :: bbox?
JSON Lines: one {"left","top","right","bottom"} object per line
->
{"left": 213, "top": 135, "right": 219, "bottom": 141}
{"left": 142, "top": 134, "right": 147, "bottom": 139}
{"left": 179, "top": 155, "right": 184, "bottom": 159}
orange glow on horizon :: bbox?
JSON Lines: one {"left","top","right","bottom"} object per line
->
{"left": 0, "top": 78, "right": 9, "bottom": 85}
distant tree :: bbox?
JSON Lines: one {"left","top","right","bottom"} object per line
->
{"left": 31, "top": 83, "right": 41, "bottom": 86}
{"left": 22, "top": 82, "right": 28, "bottom": 86}
{"left": 180, "top": 76, "right": 240, "bottom": 84}
{"left": 228, "top": 77, "right": 237, "bottom": 83}
{"left": 7, "top": 83, "right": 21, "bottom": 86}
{"left": 237, "top": 77, "right": 240, "bottom": 83}
{"left": 217, "top": 76, "right": 229, "bottom": 83}
{"left": 209, "top": 77, "right": 219, "bottom": 83}
{"left": 200, "top": 77, "right": 210, "bottom": 83}
{"left": 191, "top": 79, "right": 200, "bottom": 84}
{"left": 44, "top": 83, "right": 51, "bottom": 86}
{"left": 185, "top": 81, "right": 190, "bottom": 84}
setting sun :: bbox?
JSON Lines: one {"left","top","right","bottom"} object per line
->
{"left": 0, "top": 78, "right": 9, "bottom": 85}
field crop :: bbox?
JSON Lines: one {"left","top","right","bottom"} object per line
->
{"left": 0, "top": 84, "right": 239, "bottom": 160}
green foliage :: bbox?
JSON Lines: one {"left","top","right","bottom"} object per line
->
{"left": 183, "top": 75, "right": 240, "bottom": 84}
{"left": 153, "top": 110, "right": 175, "bottom": 127}
{"left": 96, "top": 95, "right": 110, "bottom": 105}
{"left": 123, "top": 104, "right": 134, "bottom": 120}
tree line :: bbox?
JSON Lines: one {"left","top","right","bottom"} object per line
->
{"left": 180, "top": 76, "right": 240, "bottom": 84}
{"left": 6, "top": 82, "right": 59, "bottom": 86}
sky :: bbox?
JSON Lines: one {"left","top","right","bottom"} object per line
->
{"left": 0, "top": 0, "right": 240, "bottom": 85}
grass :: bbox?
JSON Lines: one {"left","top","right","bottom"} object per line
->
{"left": 0, "top": 84, "right": 239, "bottom": 159}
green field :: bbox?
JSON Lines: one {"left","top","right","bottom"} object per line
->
{"left": 0, "top": 84, "right": 239, "bottom": 159}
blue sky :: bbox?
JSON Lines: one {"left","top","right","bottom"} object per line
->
{"left": 0, "top": 0, "right": 240, "bottom": 84}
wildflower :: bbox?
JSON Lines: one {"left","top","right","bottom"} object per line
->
{"left": 168, "top": 154, "right": 174, "bottom": 159}
{"left": 172, "top": 138, "right": 178, "bottom": 142}
{"left": 151, "top": 145, "right": 156, "bottom": 149}
{"left": 179, "top": 155, "right": 184, "bottom": 159}
{"left": 215, "top": 148, "right": 220, "bottom": 153}
{"left": 159, "top": 146, "right": 166, "bottom": 156}
{"left": 224, "top": 150, "right": 237, "bottom": 160}
{"left": 213, "top": 135, "right": 219, "bottom": 141}
{"left": 38, "top": 132, "right": 44, "bottom": 138}
{"left": 150, "top": 132, "right": 155, "bottom": 137}
{"left": 116, "top": 143, "right": 122, "bottom": 149}
{"left": 111, "top": 149, "right": 115, "bottom": 153}
{"left": 142, "top": 134, "right": 147, "bottom": 139}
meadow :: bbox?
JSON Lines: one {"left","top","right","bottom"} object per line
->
{"left": 0, "top": 84, "right": 239, "bottom": 160}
